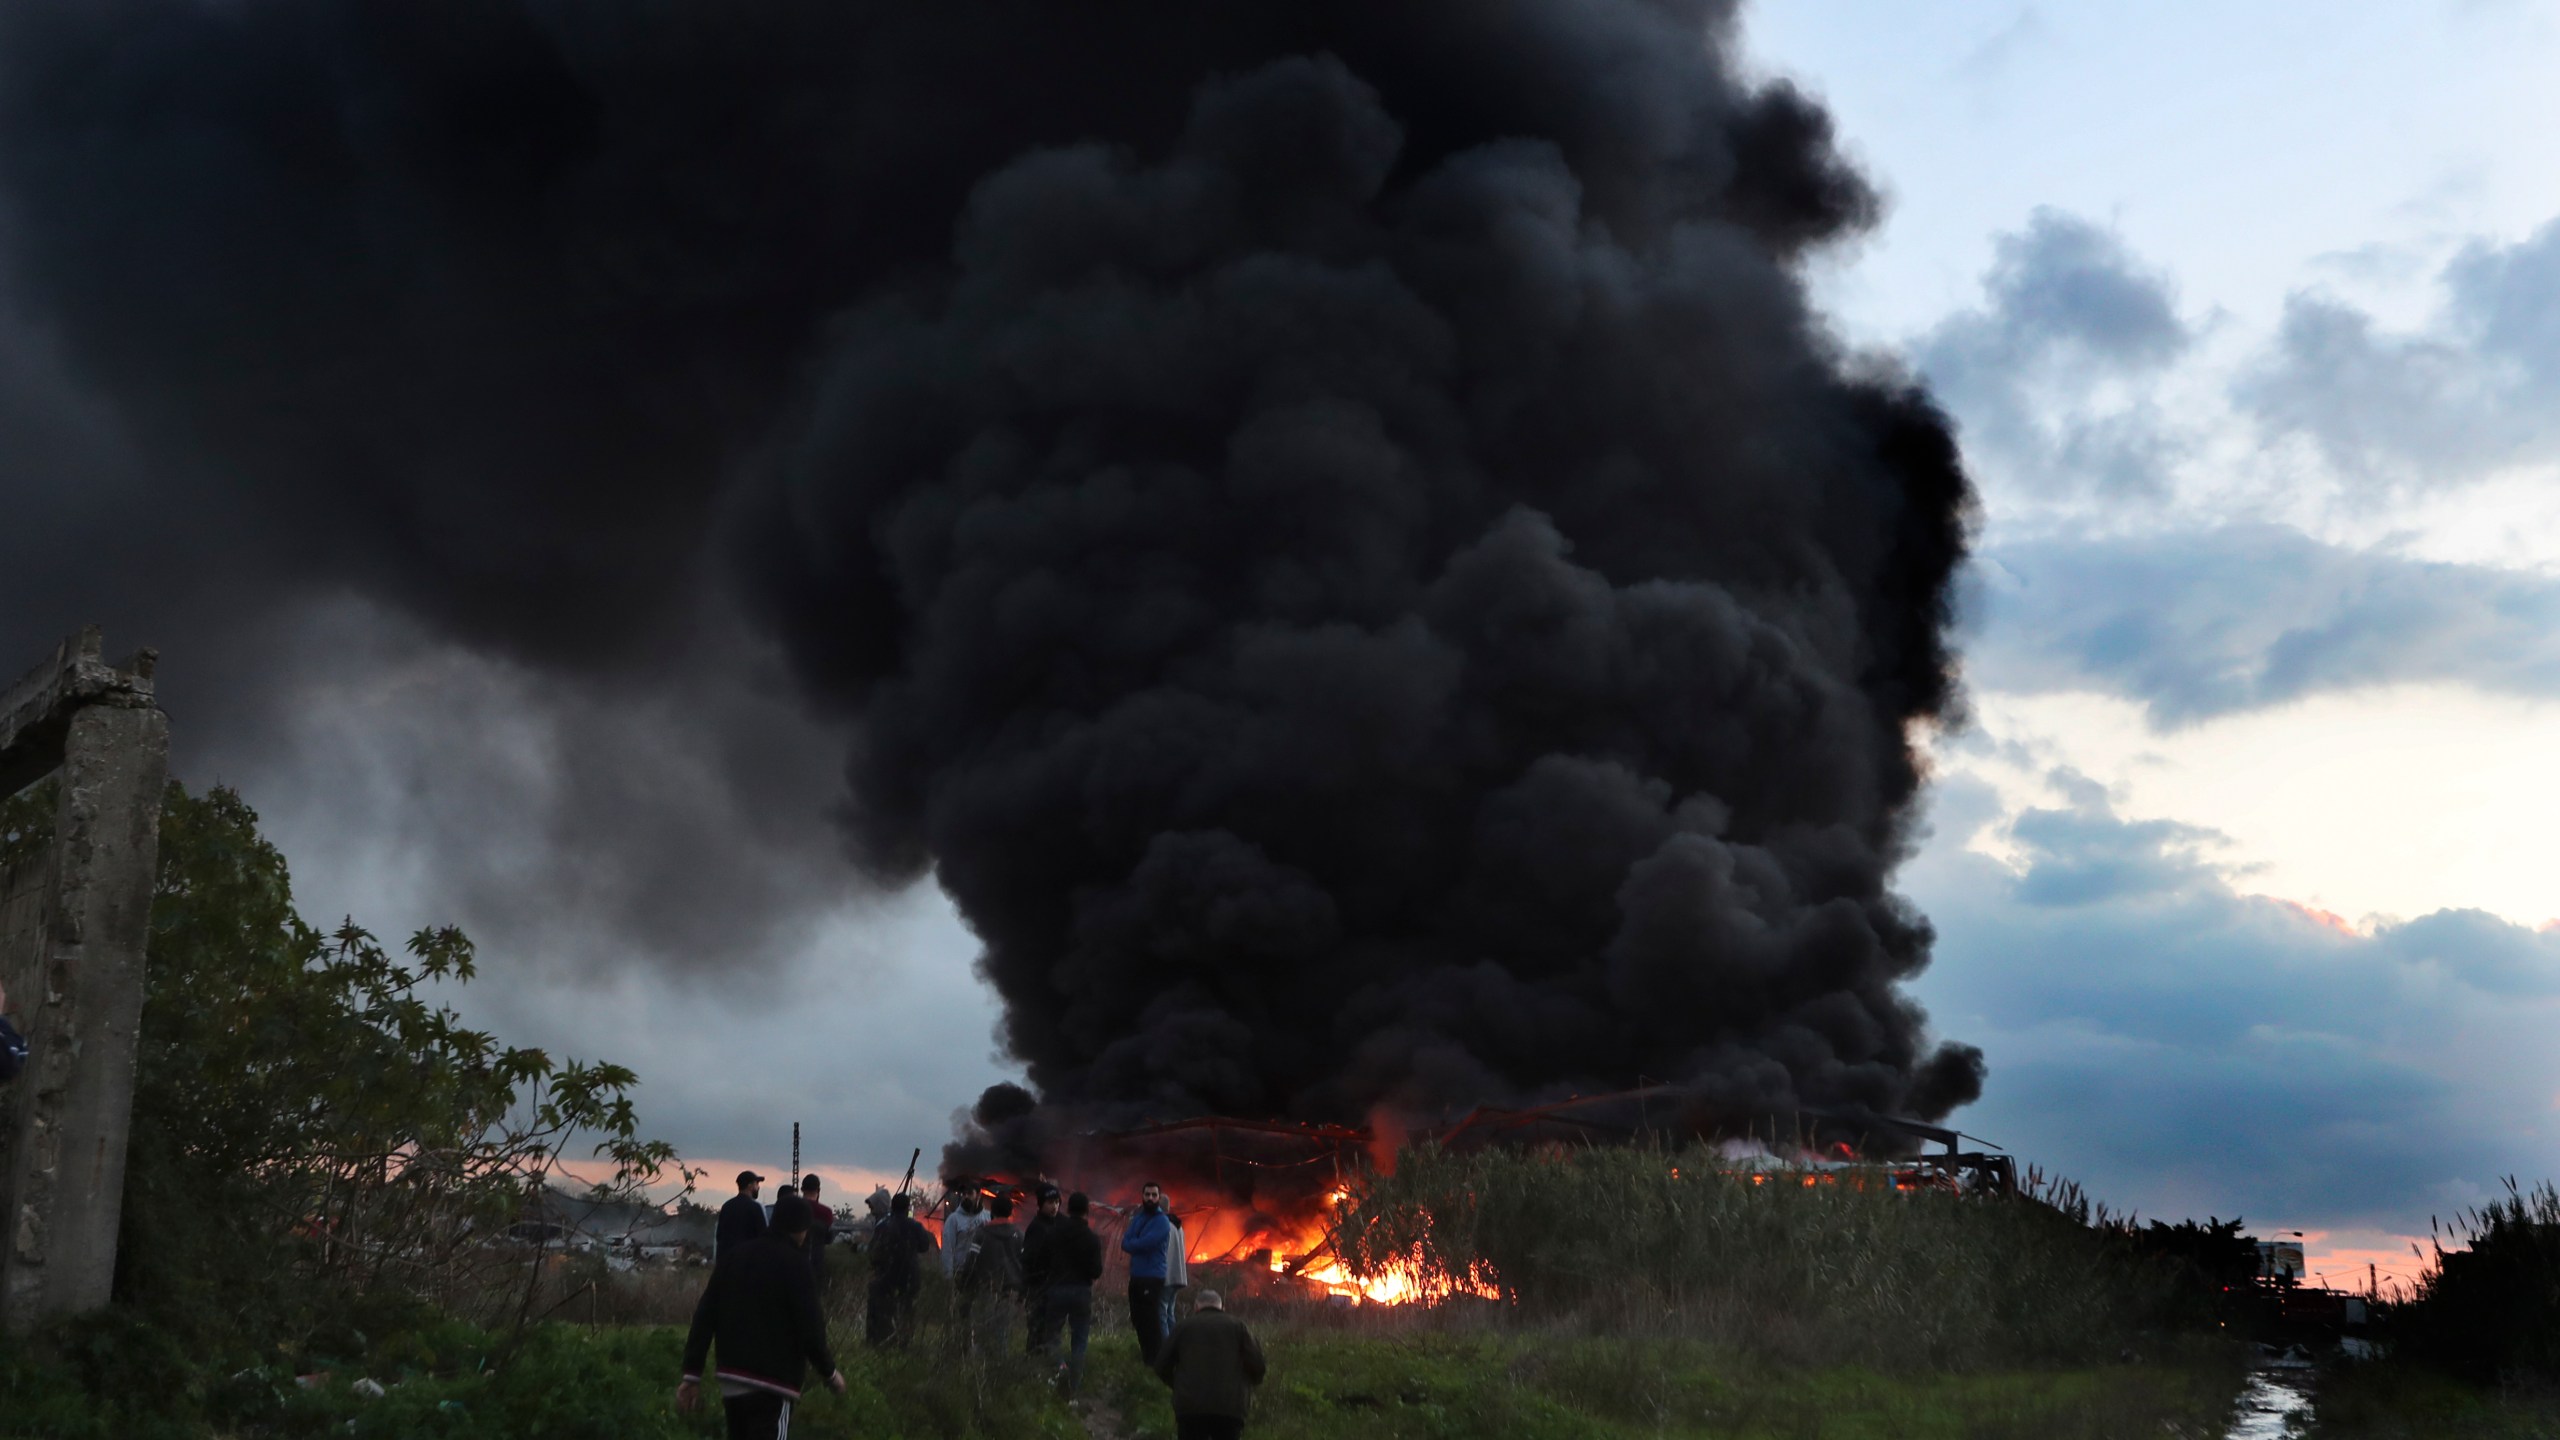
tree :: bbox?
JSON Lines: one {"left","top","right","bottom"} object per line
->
{"left": 92, "top": 783, "right": 691, "bottom": 1338}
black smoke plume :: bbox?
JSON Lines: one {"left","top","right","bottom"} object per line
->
{"left": 0, "top": 1, "right": 1982, "bottom": 1154}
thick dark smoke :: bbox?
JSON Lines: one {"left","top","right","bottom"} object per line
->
{"left": 0, "top": 1, "right": 1982, "bottom": 1148}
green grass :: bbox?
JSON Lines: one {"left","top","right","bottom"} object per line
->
{"left": 0, "top": 1311, "right": 1082, "bottom": 1440}
{"left": 2306, "top": 1364, "right": 2560, "bottom": 1439}
{"left": 1084, "top": 1323, "right": 2243, "bottom": 1440}
{"left": 1333, "top": 1143, "right": 2189, "bottom": 1371}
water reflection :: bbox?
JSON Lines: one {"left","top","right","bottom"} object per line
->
{"left": 2225, "top": 1371, "right": 2315, "bottom": 1439}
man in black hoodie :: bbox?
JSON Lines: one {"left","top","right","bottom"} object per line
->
{"left": 1024, "top": 1190, "right": 1106, "bottom": 1395}
{"left": 679, "top": 1193, "right": 845, "bottom": 1439}
{"left": 864, "top": 1190, "right": 934, "bottom": 1349}
{"left": 715, "top": 1170, "right": 767, "bottom": 1259}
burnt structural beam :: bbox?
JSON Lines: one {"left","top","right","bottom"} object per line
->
{"left": 0, "top": 626, "right": 168, "bottom": 1333}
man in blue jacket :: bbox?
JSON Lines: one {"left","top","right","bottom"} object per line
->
{"left": 1121, "top": 1179, "right": 1174, "bottom": 1363}
{"left": 0, "top": 979, "right": 25, "bottom": 1083}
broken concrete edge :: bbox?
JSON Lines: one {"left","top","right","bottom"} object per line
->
{"left": 0, "top": 629, "right": 168, "bottom": 1334}
{"left": 0, "top": 628, "right": 159, "bottom": 802}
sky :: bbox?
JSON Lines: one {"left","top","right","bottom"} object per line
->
{"left": 1743, "top": 0, "right": 2560, "bottom": 1284}
{"left": 12, "top": 3, "right": 2559, "bottom": 1285}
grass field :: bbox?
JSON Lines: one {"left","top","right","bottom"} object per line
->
{"left": 1079, "top": 1323, "right": 2245, "bottom": 1440}
{"left": 2298, "top": 1364, "right": 2560, "bottom": 1439}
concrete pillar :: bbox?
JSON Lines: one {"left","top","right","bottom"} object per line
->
{"left": 0, "top": 629, "right": 167, "bottom": 1333}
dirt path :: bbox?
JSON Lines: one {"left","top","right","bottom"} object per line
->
{"left": 1070, "top": 1395, "right": 1133, "bottom": 1440}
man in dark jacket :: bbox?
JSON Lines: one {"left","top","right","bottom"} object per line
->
{"left": 1019, "top": 1185, "right": 1063, "bottom": 1354}
{"left": 958, "top": 1194, "right": 1025, "bottom": 1351}
{"left": 864, "top": 1191, "right": 933, "bottom": 1348}
{"left": 678, "top": 1193, "right": 845, "bottom": 1439}
{"left": 716, "top": 1171, "right": 767, "bottom": 1258}
{"left": 0, "top": 979, "right": 25, "bottom": 1084}
{"left": 799, "top": 1175, "right": 835, "bottom": 1289}
{"left": 1025, "top": 1190, "right": 1106, "bottom": 1394}
{"left": 1153, "top": 1289, "right": 1266, "bottom": 1440}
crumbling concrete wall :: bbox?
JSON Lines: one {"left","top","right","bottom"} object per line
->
{"left": 0, "top": 628, "right": 167, "bottom": 1333}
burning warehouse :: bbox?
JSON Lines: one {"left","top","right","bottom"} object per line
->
{"left": 0, "top": 0, "right": 1985, "bottom": 1256}
{"left": 950, "top": 1097, "right": 2016, "bottom": 1306}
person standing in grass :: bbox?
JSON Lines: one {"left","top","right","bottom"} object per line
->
{"left": 799, "top": 1175, "right": 835, "bottom": 1291}
{"left": 679, "top": 1193, "right": 847, "bottom": 1440}
{"left": 1153, "top": 1289, "right": 1265, "bottom": 1440}
{"left": 716, "top": 1171, "right": 767, "bottom": 1260}
{"left": 1027, "top": 1190, "right": 1105, "bottom": 1395}
{"left": 943, "top": 1186, "right": 988, "bottom": 1277}
{"left": 1020, "top": 1185, "right": 1065, "bottom": 1353}
{"left": 1162, "top": 1207, "right": 1188, "bottom": 1337}
{"left": 959, "top": 1194, "right": 1025, "bottom": 1351}
{"left": 1121, "top": 1179, "right": 1174, "bottom": 1362}
{"left": 864, "top": 1191, "right": 933, "bottom": 1348}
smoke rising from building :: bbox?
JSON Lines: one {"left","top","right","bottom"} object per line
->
{"left": 0, "top": 1, "right": 1982, "bottom": 1151}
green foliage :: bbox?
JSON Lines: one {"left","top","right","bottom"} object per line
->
{"left": 2309, "top": 1361, "right": 2560, "bottom": 1439}
{"left": 2381, "top": 1178, "right": 2560, "bottom": 1387}
{"left": 4, "top": 1314, "right": 1088, "bottom": 1440}
{"left": 1081, "top": 1324, "right": 2242, "bottom": 1440}
{"left": 1331, "top": 1144, "right": 2182, "bottom": 1370}
{"left": 118, "top": 784, "right": 688, "bottom": 1341}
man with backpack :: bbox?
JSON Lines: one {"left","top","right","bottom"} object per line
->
{"left": 958, "top": 1194, "right": 1025, "bottom": 1350}
{"left": 864, "top": 1191, "right": 933, "bottom": 1348}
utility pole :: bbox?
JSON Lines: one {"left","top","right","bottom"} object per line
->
{"left": 791, "top": 1122, "right": 801, "bottom": 1188}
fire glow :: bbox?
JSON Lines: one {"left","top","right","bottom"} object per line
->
{"left": 1172, "top": 1186, "right": 1495, "bottom": 1307}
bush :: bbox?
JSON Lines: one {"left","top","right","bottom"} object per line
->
{"left": 1331, "top": 1143, "right": 2178, "bottom": 1369}
{"left": 2394, "top": 1179, "right": 2560, "bottom": 1385}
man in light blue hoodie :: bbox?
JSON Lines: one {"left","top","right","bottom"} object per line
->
{"left": 1120, "top": 1180, "right": 1173, "bottom": 1363}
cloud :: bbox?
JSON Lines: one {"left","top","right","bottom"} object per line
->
{"left": 1919, "top": 208, "right": 2192, "bottom": 502}
{"left": 1967, "top": 523, "right": 2560, "bottom": 723}
{"left": 1908, "top": 777, "right": 2560, "bottom": 1232}
{"left": 2240, "top": 214, "right": 2560, "bottom": 487}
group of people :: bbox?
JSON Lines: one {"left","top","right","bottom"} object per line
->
{"left": 680, "top": 1169, "right": 1265, "bottom": 1440}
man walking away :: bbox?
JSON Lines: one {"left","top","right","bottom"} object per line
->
{"left": 0, "top": 979, "right": 26, "bottom": 1083}
{"left": 1026, "top": 1190, "right": 1104, "bottom": 1395}
{"left": 678, "top": 1193, "right": 846, "bottom": 1439}
{"left": 1153, "top": 1289, "right": 1265, "bottom": 1440}
{"left": 1020, "top": 1185, "right": 1063, "bottom": 1354}
{"left": 799, "top": 1176, "right": 835, "bottom": 1290}
{"left": 1163, "top": 1208, "right": 1189, "bottom": 1337}
{"left": 958, "top": 1194, "right": 1024, "bottom": 1350}
{"left": 1121, "top": 1180, "right": 1174, "bottom": 1362}
{"left": 865, "top": 1192, "right": 932, "bottom": 1348}
{"left": 716, "top": 1171, "right": 767, "bottom": 1260}
{"left": 942, "top": 1187, "right": 988, "bottom": 1277}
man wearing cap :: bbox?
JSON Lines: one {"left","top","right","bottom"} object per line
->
{"left": 717, "top": 1171, "right": 768, "bottom": 1260}
{"left": 1025, "top": 1190, "right": 1105, "bottom": 1394}
{"left": 1153, "top": 1289, "right": 1266, "bottom": 1440}
{"left": 679, "top": 1192, "right": 846, "bottom": 1439}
